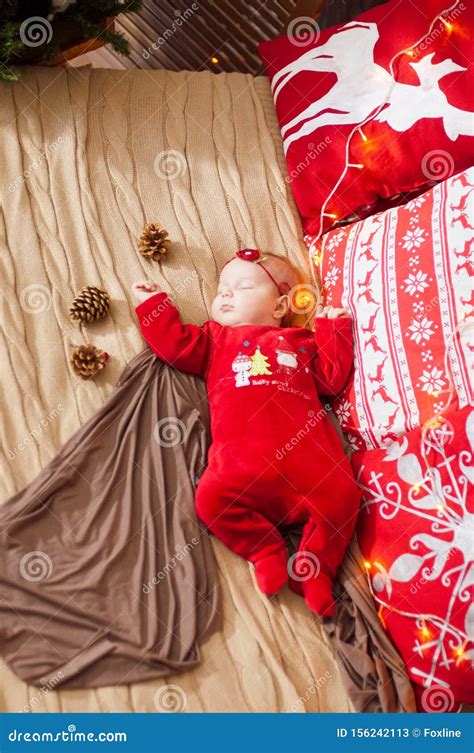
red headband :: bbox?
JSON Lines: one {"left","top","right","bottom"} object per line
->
{"left": 223, "top": 249, "right": 290, "bottom": 295}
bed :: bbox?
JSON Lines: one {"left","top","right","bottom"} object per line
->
{"left": 0, "top": 63, "right": 354, "bottom": 713}
{"left": 3, "top": 0, "right": 471, "bottom": 714}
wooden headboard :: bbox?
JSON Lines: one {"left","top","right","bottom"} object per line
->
{"left": 289, "top": 0, "right": 326, "bottom": 22}
{"left": 290, "top": 0, "right": 390, "bottom": 27}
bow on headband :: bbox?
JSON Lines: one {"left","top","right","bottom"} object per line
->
{"left": 225, "top": 248, "right": 291, "bottom": 296}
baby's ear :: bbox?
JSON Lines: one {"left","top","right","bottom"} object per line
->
{"left": 273, "top": 294, "right": 290, "bottom": 320}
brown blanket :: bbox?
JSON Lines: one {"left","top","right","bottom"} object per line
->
{"left": 0, "top": 348, "right": 220, "bottom": 689}
{"left": 324, "top": 540, "right": 417, "bottom": 712}
{"left": 283, "top": 531, "right": 417, "bottom": 712}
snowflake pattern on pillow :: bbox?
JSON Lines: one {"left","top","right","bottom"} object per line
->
{"left": 352, "top": 406, "right": 474, "bottom": 706}
{"left": 308, "top": 168, "right": 473, "bottom": 450}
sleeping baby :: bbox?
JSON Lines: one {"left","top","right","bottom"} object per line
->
{"left": 132, "top": 248, "right": 362, "bottom": 617}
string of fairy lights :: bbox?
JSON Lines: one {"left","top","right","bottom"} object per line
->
{"left": 303, "top": 0, "right": 463, "bottom": 283}
{"left": 285, "top": 0, "right": 471, "bottom": 670}
{"left": 361, "top": 315, "right": 471, "bottom": 668}
{"left": 291, "top": 0, "right": 465, "bottom": 319}
{"left": 363, "top": 565, "right": 469, "bottom": 669}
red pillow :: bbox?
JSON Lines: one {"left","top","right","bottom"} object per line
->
{"left": 259, "top": 0, "right": 474, "bottom": 237}
{"left": 311, "top": 167, "right": 473, "bottom": 451}
{"left": 352, "top": 405, "right": 474, "bottom": 708}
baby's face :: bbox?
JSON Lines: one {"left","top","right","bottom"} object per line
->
{"left": 211, "top": 258, "right": 285, "bottom": 327}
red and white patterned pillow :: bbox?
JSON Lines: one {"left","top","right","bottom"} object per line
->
{"left": 309, "top": 167, "right": 473, "bottom": 451}
{"left": 352, "top": 405, "right": 474, "bottom": 708}
{"left": 259, "top": 0, "right": 474, "bottom": 237}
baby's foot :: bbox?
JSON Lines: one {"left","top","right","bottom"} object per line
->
{"left": 302, "top": 572, "right": 335, "bottom": 617}
{"left": 253, "top": 550, "right": 288, "bottom": 596}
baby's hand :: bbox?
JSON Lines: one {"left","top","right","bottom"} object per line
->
{"left": 316, "top": 304, "right": 350, "bottom": 319}
{"left": 132, "top": 281, "right": 162, "bottom": 303}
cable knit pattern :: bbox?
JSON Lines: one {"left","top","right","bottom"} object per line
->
{"left": 0, "top": 65, "right": 351, "bottom": 713}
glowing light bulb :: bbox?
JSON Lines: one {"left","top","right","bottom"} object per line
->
{"left": 378, "top": 606, "right": 387, "bottom": 629}
{"left": 419, "top": 623, "right": 432, "bottom": 642}
{"left": 454, "top": 645, "right": 466, "bottom": 665}
{"left": 406, "top": 49, "right": 415, "bottom": 57}
{"left": 211, "top": 56, "right": 219, "bottom": 64}
{"left": 323, "top": 212, "right": 338, "bottom": 219}
{"left": 348, "top": 163, "right": 364, "bottom": 169}
{"left": 440, "top": 17, "right": 453, "bottom": 30}
{"left": 364, "top": 561, "right": 372, "bottom": 571}
{"left": 358, "top": 128, "right": 368, "bottom": 142}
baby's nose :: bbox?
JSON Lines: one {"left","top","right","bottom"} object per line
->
{"left": 221, "top": 288, "right": 232, "bottom": 298}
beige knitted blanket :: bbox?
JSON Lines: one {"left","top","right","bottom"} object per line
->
{"left": 0, "top": 64, "right": 352, "bottom": 713}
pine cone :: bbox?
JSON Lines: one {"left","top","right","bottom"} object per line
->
{"left": 70, "top": 344, "right": 109, "bottom": 380}
{"left": 138, "top": 223, "right": 170, "bottom": 261}
{"left": 69, "top": 286, "right": 110, "bottom": 324}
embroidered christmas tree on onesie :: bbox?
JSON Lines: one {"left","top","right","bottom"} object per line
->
{"left": 250, "top": 346, "right": 272, "bottom": 376}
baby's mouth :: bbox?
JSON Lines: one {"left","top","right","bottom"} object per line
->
{"left": 220, "top": 304, "right": 234, "bottom": 312}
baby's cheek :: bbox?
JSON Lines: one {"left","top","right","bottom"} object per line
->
{"left": 210, "top": 299, "right": 220, "bottom": 318}
{"left": 243, "top": 289, "right": 258, "bottom": 301}
{"left": 235, "top": 295, "right": 248, "bottom": 311}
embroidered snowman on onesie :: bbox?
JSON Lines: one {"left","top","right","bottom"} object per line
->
{"left": 232, "top": 352, "right": 252, "bottom": 387}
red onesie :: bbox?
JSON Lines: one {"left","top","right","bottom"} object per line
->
{"left": 135, "top": 292, "right": 362, "bottom": 616}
